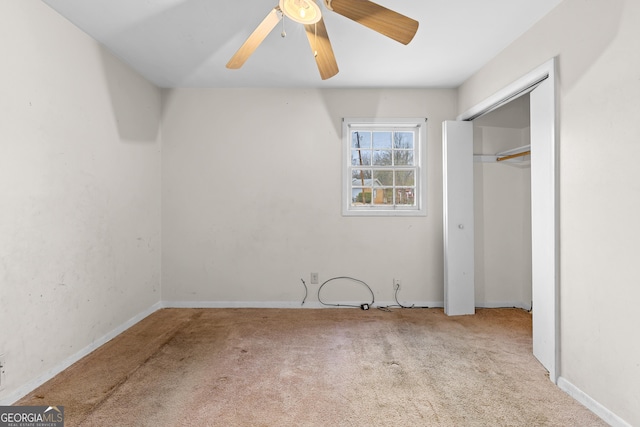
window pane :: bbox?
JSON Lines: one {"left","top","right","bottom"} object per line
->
{"left": 372, "top": 132, "right": 392, "bottom": 149}
{"left": 373, "top": 188, "right": 394, "bottom": 205}
{"left": 343, "top": 118, "right": 425, "bottom": 216}
{"left": 394, "top": 132, "right": 414, "bottom": 149}
{"left": 373, "top": 170, "right": 393, "bottom": 186}
{"left": 352, "top": 188, "right": 373, "bottom": 205}
{"left": 352, "top": 150, "right": 371, "bottom": 166}
{"left": 373, "top": 150, "right": 392, "bottom": 165}
{"left": 352, "top": 169, "right": 372, "bottom": 181}
{"left": 395, "top": 170, "right": 415, "bottom": 186}
{"left": 394, "top": 150, "right": 414, "bottom": 166}
{"left": 352, "top": 131, "right": 371, "bottom": 149}
{"left": 396, "top": 188, "right": 415, "bottom": 206}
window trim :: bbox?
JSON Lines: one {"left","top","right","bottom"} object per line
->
{"left": 342, "top": 117, "right": 427, "bottom": 217}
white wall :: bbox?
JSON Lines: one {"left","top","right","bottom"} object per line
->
{"left": 0, "top": 1, "right": 161, "bottom": 402}
{"left": 161, "top": 88, "right": 456, "bottom": 306}
{"left": 458, "top": 0, "right": 640, "bottom": 424}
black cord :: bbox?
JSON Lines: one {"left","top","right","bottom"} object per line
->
{"left": 317, "top": 276, "right": 375, "bottom": 308}
{"left": 300, "top": 278, "right": 308, "bottom": 306}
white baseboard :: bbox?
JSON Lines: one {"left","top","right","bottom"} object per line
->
{"left": 0, "top": 301, "right": 163, "bottom": 405}
{"left": 557, "top": 377, "right": 631, "bottom": 427}
{"left": 476, "top": 301, "right": 532, "bottom": 311}
{"left": 161, "top": 301, "right": 531, "bottom": 310}
{"left": 373, "top": 301, "right": 443, "bottom": 309}
{"left": 163, "top": 300, "right": 310, "bottom": 309}
{"left": 162, "top": 300, "right": 444, "bottom": 309}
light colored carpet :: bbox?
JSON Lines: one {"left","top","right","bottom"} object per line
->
{"left": 18, "top": 308, "right": 605, "bottom": 426}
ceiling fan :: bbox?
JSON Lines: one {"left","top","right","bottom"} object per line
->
{"left": 226, "top": 0, "right": 419, "bottom": 80}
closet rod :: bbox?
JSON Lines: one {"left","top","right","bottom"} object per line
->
{"left": 496, "top": 150, "right": 531, "bottom": 162}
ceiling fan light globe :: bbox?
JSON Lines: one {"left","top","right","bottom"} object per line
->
{"left": 279, "top": 0, "right": 321, "bottom": 24}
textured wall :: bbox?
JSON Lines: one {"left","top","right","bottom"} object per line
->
{"left": 0, "top": 0, "right": 161, "bottom": 402}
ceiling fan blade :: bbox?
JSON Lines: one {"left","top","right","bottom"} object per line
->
{"left": 327, "top": 0, "right": 419, "bottom": 45}
{"left": 304, "top": 18, "right": 339, "bottom": 80}
{"left": 226, "top": 7, "right": 282, "bottom": 69}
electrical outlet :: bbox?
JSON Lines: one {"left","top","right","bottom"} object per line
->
{"left": 393, "top": 278, "right": 401, "bottom": 289}
{"left": 0, "top": 353, "right": 6, "bottom": 391}
{"left": 310, "top": 273, "right": 319, "bottom": 284}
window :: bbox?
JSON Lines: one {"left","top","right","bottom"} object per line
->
{"left": 342, "top": 118, "right": 427, "bottom": 216}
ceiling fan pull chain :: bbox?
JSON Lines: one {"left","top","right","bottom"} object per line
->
{"left": 281, "top": 10, "right": 287, "bottom": 37}
{"left": 314, "top": 22, "right": 318, "bottom": 57}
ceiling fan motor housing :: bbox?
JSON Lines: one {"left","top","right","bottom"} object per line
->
{"left": 279, "top": 0, "right": 322, "bottom": 24}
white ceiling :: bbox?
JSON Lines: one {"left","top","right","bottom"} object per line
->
{"left": 42, "top": 0, "right": 562, "bottom": 89}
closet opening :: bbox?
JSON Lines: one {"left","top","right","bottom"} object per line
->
{"left": 472, "top": 94, "right": 532, "bottom": 312}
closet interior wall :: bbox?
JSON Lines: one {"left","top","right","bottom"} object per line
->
{"left": 473, "top": 95, "right": 532, "bottom": 310}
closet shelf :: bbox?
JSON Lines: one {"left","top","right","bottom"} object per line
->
{"left": 474, "top": 144, "right": 531, "bottom": 167}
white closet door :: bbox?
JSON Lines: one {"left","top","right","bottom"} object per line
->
{"left": 531, "top": 75, "right": 558, "bottom": 380}
{"left": 443, "top": 121, "right": 475, "bottom": 316}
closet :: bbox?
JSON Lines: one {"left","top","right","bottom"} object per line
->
{"left": 472, "top": 94, "right": 532, "bottom": 310}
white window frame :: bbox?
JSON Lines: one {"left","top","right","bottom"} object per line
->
{"left": 342, "top": 117, "right": 427, "bottom": 217}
